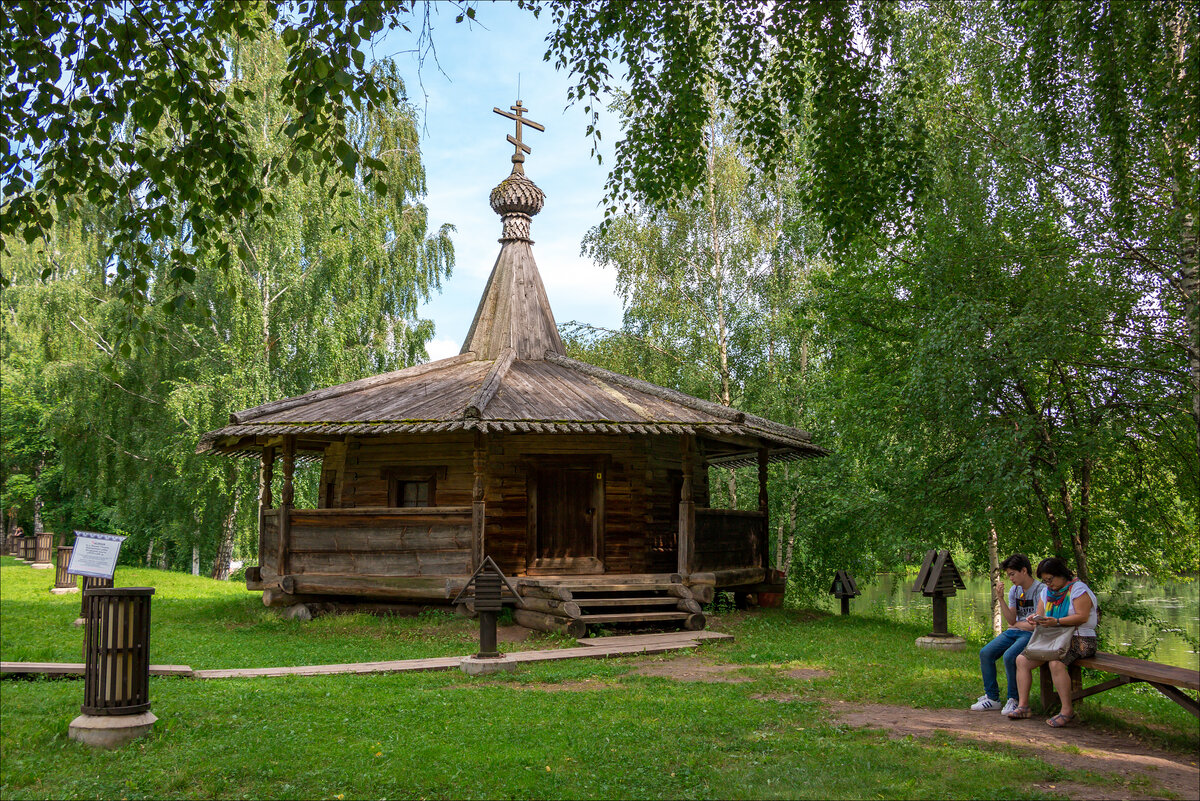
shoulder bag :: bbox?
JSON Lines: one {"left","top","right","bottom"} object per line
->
{"left": 1023, "top": 623, "right": 1075, "bottom": 662}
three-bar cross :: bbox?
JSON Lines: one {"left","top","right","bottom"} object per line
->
{"left": 493, "top": 100, "right": 545, "bottom": 174}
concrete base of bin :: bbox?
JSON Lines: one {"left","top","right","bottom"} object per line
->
{"left": 50, "top": 586, "right": 79, "bottom": 594}
{"left": 915, "top": 635, "right": 966, "bottom": 651}
{"left": 31, "top": 562, "right": 53, "bottom": 569}
{"left": 69, "top": 711, "right": 157, "bottom": 749}
{"left": 460, "top": 654, "right": 517, "bottom": 676}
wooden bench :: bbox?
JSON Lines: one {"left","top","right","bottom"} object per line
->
{"left": 1038, "top": 651, "right": 1199, "bottom": 717}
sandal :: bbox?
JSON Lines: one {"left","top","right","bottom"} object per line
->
{"left": 1006, "top": 706, "right": 1032, "bottom": 719}
{"left": 1047, "top": 712, "right": 1075, "bottom": 728}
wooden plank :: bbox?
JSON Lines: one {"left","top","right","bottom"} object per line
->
{"left": 192, "top": 658, "right": 462, "bottom": 679}
{"left": 574, "top": 597, "right": 678, "bottom": 608}
{"left": 289, "top": 507, "right": 472, "bottom": 518}
{"left": 574, "top": 630, "right": 733, "bottom": 647}
{"left": 1149, "top": 682, "right": 1200, "bottom": 717}
{"left": 1077, "top": 653, "right": 1200, "bottom": 691}
{"left": 707, "top": 567, "right": 768, "bottom": 587}
{"left": 1072, "top": 674, "right": 1138, "bottom": 701}
{"left": 289, "top": 549, "right": 470, "bottom": 576}
{"left": 287, "top": 575, "right": 462, "bottom": 599}
{"left": 290, "top": 524, "right": 471, "bottom": 553}
{"left": 230, "top": 352, "right": 477, "bottom": 423}
{"left": 0, "top": 662, "right": 193, "bottom": 677}
{"left": 578, "top": 611, "right": 690, "bottom": 623}
{"left": 570, "top": 583, "right": 686, "bottom": 594}
{"left": 518, "top": 574, "right": 681, "bottom": 586}
{"left": 464, "top": 349, "right": 515, "bottom": 418}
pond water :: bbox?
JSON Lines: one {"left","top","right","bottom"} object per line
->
{"left": 822, "top": 573, "right": 1200, "bottom": 670}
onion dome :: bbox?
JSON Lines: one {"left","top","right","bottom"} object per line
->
{"left": 490, "top": 173, "right": 545, "bottom": 242}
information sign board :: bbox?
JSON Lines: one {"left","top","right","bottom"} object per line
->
{"left": 66, "top": 531, "right": 126, "bottom": 579}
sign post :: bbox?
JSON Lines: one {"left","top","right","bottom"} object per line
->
{"left": 452, "top": 556, "right": 521, "bottom": 675}
{"left": 67, "top": 532, "right": 124, "bottom": 627}
{"left": 912, "top": 549, "right": 967, "bottom": 650}
{"left": 66, "top": 531, "right": 126, "bottom": 580}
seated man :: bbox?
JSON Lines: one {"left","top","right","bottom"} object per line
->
{"left": 970, "top": 554, "right": 1043, "bottom": 714}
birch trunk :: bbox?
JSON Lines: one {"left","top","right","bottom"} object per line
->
{"left": 987, "top": 513, "right": 1003, "bottom": 636}
{"left": 32, "top": 457, "right": 45, "bottom": 536}
{"left": 211, "top": 493, "right": 239, "bottom": 580}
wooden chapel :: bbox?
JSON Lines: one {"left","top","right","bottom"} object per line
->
{"left": 198, "top": 102, "right": 827, "bottom": 634}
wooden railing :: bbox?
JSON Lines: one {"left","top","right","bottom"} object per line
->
{"left": 260, "top": 507, "right": 472, "bottom": 579}
{"left": 692, "top": 508, "right": 766, "bottom": 573}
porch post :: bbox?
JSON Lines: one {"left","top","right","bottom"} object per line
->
{"left": 678, "top": 434, "right": 696, "bottom": 577}
{"left": 757, "top": 445, "right": 770, "bottom": 571}
{"left": 472, "top": 430, "right": 487, "bottom": 571}
{"left": 259, "top": 446, "right": 274, "bottom": 563}
{"left": 278, "top": 436, "right": 294, "bottom": 578}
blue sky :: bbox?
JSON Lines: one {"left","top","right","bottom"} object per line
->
{"left": 380, "top": 2, "right": 625, "bottom": 360}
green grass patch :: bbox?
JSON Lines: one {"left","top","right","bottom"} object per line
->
{"left": 2, "top": 557, "right": 1196, "bottom": 799}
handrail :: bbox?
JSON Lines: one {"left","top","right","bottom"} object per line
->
{"left": 274, "top": 506, "right": 472, "bottom": 516}
{"left": 695, "top": 507, "right": 764, "bottom": 518}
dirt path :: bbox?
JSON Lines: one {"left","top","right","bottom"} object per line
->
{"left": 833, "top": 702, "right": 1199, "bottom": 800}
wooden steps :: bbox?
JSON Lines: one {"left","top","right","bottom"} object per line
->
{"left": 579, "top": 611, "right": 691, "bottom": 624}
{"left": 514, "top": 576, "right": 707, "bottom": 636}
{"left": 574, "top": 596, "right": 678, "bottom": 608}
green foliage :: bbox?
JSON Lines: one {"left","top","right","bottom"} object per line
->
{"left": 0, "top": 32, "right": 452, "bottom": 574}
{"left": 534, "top": 0, "right": 926, "bottom": 243}
{"left": 566, "top": 2, "right": 1197, "bottom": 595}
{"left": 0, "top": 0, "right": 471, "bottom": 335}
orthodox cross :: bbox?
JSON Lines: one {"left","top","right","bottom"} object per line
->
{"left": 493, "top": 100, "right": 545, "bottom": 174}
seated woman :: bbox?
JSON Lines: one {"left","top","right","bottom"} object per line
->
{"left": 1006, "top": 556, "right": 1099, "bottom": 726}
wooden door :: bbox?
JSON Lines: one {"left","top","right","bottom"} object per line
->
{"left": 527, "top": 463, "right": 604, "bottom": 574}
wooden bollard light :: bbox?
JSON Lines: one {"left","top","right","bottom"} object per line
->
{"left": 68, "top": 587, "right": 158, "bottom": 748}
{"left": 52, "top": 546, "right": 79, "bottom": 594}
{"left": 452, "top": 556, "right": 521, "bottom": 675}
{"left": 912, "top": 549, "right": 967, "bottom": 651}
{"left": 829, "top": 570, "right": 860, "bottom": 615}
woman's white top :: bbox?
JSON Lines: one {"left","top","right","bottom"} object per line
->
{"left": 1040, "top": 581, "right": 1099, "bottom": 637}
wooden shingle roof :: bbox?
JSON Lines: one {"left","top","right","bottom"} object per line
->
{"left": 198, "top": 155, "right": 827, "bottom": 465}
{"left": 197, "top": 349, "right": 825, "bottom": 462}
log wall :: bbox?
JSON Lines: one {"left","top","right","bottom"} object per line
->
{"left": 286, "top": 509, "right": 471, "bottom": 577}
{"left": 694, "top": 508, "right": 765, "bottom": 572}
{"left": 258, "top": 432, "right": 736, "bottom": 584}
{"left": 332, "top": 433, "right": 476, "bottom": 508}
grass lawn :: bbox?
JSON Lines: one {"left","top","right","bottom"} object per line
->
{"left": 2, "top": 557, "right": 1196, "bottom": 800}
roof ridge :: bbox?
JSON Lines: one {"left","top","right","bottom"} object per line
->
{"left": 464, "top": 349, "right": 515, "bottom": 419}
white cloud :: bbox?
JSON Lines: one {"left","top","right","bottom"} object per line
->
{"left": 425, "top": 336, "right": 462, "bottom": 362}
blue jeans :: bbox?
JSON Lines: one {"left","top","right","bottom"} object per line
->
{"left": 980, "top": 628, "right": 1032, "bottom": 701}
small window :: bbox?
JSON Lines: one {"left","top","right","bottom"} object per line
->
{"left": 396, "top": 480, "right": 432, "bottom": 508}
{"left": 383, "top": 466, "right": 445, "bottom": 508}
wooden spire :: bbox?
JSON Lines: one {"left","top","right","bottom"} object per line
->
{"left": 462, "top": 101, "right": 564, "bottom": 361}
{"left": 461, "top": 240, "right": 565, "bottom": 360}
